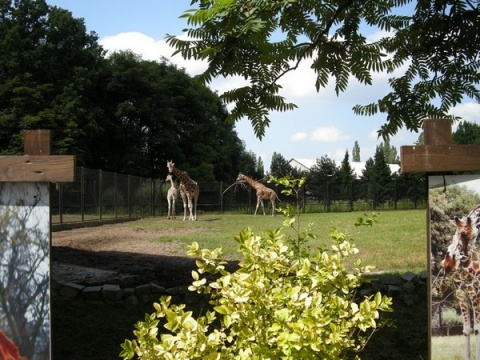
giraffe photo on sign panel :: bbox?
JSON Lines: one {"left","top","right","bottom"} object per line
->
{"left": 236, "top": 173, "right": 280, "bottom": 216}
{"left": 167, "top": 160, "right": 199, "bottom": 221}
{"left": 430, "top": 175, "right": 480, "bottom": 360}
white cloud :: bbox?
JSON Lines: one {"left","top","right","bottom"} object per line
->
{"left": 291, "top": 132, "right": 308, "bottom": 142}
{"left": 449, "top": 102, "right": 480, "bottom": 123}
{"left": 311, "top": 126, "right": 349, "bottom": 142}
{"left": 100, "top": 32, "right": 208, "bottom": 76}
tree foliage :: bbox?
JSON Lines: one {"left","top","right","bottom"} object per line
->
{"left": 0, "top": 0, "right": 106, "bottom": 161}
{"left": 377, "top": 139, "right": 399, "bottom": 164}
{"left": 308, "top": 155, "right": 339, "bottom": 184}
{"left": 0, "top": 0, "right": 256, "bottom": 181}
{"left": 167, "top": 0, "right": 480, "bottom": 140}
{"left": 361, "top": 146, "right": 393, "bottom": 206}
{"left": 452, "top": 120, "right": 480, "bottom": 145}
{"left": 270, "top": 152, "right": 293, "bottom": 178}
{"left": 352, "top": 141, "right": 361, "bottom": 162}
{"left": 337, "top": 150, "right": 356, "bottom": 199}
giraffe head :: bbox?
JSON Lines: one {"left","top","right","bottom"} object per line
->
{"left": 167, "top": 160, "right": 175, "bottom": 173}
{"left": 165, "top": 174, "right": 173, "bottom": 182}
{"left": 442, "top": 216, "right": 479, "bottom": 273}
{"left": 451, "top": 216, "right": 478, "bottom": 256}
{"left": 236, "top": 173, "right": 247, "bottom": 182}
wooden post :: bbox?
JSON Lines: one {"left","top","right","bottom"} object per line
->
{"left": 0, "top": 130, "right": 75, "bottom": 359}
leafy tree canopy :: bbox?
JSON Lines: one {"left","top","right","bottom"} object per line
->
{"left": 452, "top": 120, "right": 480, "bottom": 144}
{"left": 270, "top": 151, "right": 294, "bottom": 178}
{"left": 377, "top": 139, "right": 400, "bottom": 164}
{"left": 307, "top": 155, "right": 339, "bottom": 186}
{"left": 167, "top": 0, "right": 480, "bottom": 140}
{"left": 352, "top": 141, "right": 361, "bottom": 162}
{"left": 0, "top": 0, "right": 255, "bottom": 181}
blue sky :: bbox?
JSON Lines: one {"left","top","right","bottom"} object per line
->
{"left": 46, "top": 1, "right": 480, "bottom": 170}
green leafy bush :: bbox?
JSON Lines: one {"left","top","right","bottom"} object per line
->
{"left": 120, "top": 178, "right": 392, "bottom": 359}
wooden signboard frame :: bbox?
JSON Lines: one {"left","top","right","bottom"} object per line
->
{"left": 401, "top": 119, "right": 480, "bottom": 359}
{"left": 0, "top": 130, "right": 75, "bottom": 359}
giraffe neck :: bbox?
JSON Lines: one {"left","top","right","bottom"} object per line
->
{"left": 243, "top": 174, "right": 261, "bottom": 189}
{"left": 172, "top": 167, "right": 188, "bottom": 183}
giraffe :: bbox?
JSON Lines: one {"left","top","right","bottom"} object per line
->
{"left": 165, "top": 174, "right": 178, "bottom": 220}
{"left": 166, "top": 160, "right": 199, "bottom": 221}
{"left": 440, "top": 215, "right": 480, "bottom": 360}
{"left": 236, "top": 173, "right": 279, "bottom": 216}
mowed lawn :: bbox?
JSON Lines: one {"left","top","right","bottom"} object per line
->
{"left": 431, "top": 335, "right": 474, "bottom": 360}
{"left": 132, "top": 209, "right": 427, "bottom": 274}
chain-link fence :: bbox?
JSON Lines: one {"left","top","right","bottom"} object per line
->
{"left": 51, "top": 167, "right": 427, "bottom": 226}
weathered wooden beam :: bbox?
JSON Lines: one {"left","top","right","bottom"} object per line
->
{"left": 400, "top": 118, "right": 480, "bottom": 173}
{"left": 401, "top": 145, "right": 480, "bottom": 172}
{"left": 0, "top": 155, "right": 75, "bottom": 182}
{"left": 0, "top": 129, "right": 75, "bottom": 182}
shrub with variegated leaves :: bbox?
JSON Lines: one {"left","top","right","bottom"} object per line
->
{"left": 120, "top": 177, "right": 392, "bottom": 359}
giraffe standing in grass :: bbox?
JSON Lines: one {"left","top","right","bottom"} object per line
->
{"left": 236, "top": 173, "right": 279, "bottom": 216}
{"left": 167, "top": 160, "right": 199, "bottom": 221}
{"left": 165, "top": 174, "right": 178, "bottom": 220}
{"left": 440, "top": 214, "right": 480, "bottom": 360}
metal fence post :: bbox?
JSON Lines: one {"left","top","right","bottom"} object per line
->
{"left": 151, "top": 179, "right": 154, "bottom": 217}
{"left": 81, "top": 167, "right": 85, "bottom": 223}
{"left": 99, "top": 169, "right": 103, "bottom": 221}
{"left": 128, "top": 174, "right": 131, "bottom": 218}
{"left": 58, "top": 183, "right": 63, "bottom": 224}
{"left": 114, "top": 172, "right": 118, "bottom": 219}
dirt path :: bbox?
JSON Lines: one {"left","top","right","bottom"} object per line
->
{"left": 51, "top": 221, "right": 233, "bottom": 288}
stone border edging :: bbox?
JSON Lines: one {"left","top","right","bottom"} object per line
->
{"left": 52, "top": 270, "right": 428, "bottom": 308}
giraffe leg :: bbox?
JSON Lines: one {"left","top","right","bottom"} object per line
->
{"left": 182, "top": 198, "right": 187, "bottom": 221}
{"left": 187, "top": 195, "right": 194, "bottom": 221}
{"left": 459, "top": 293, "right": 472, "bottom": 360}
{"left": 474, "top": 307, "right": 480, "bottom": 360}
{"left": 271, "top": 199, "right": 275, "bottom": 216}
{"left": 172, "top": 198, "right": 176, "bottom": 219}
{"left": 167, "top": 198, "right": 171, "bottom": 219}
{"left": 260, "top": 199, "right": 266, "bottom": 215}
{"left": 254, "top": 197, "right": 260, "bottom": 215}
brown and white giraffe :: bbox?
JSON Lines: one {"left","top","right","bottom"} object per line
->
{"left": 166, "top": 161, "right": 199, "bottom": 221}
{"left": 236, "top": 173, "right": 279, "bottom": 216}
{"left": 165, "top": 174, "right": 178, "bottom": 220}
{"left": 440, "top": 215, "right": 480, "bottom": 360}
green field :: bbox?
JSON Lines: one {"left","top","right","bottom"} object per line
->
{"left": 131, "top": 209, "right": 427, "bottom": 274}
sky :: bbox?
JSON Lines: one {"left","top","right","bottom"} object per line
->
{"left": 46, "top": 1, "right": 480, "bottom": 170}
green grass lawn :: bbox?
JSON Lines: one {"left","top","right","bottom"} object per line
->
{"left": 131, "top": 209, "right": 427, "bottom": 274}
